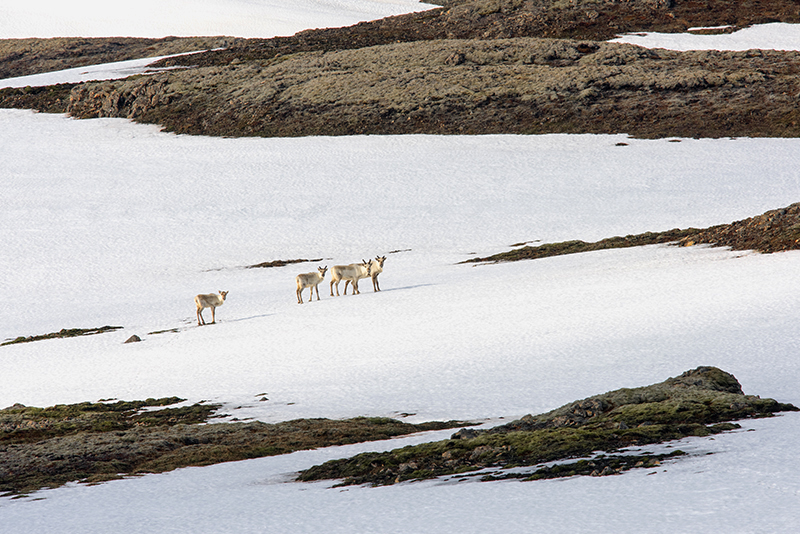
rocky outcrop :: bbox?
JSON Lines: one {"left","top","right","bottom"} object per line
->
{"left": 147, "top": 0, "right": 800, "bottom": 69}
{"left": 68, "top": 76, "right": 175, "bottom": 119}
{"left": 678, "top": 203, "right": 800, "bottom": 253}
{"left": 476, "top": 366, "right": 764, "bottom": 435}
{"left": 58, "top": 39, "right": 800, "bottom": 139}
{"left": 5, "top": 0, "right": 800, "bottom": 138}
{"left": 298, "top": 367, "right": 797, "bottom": 486}
{"left": 0, "top": 37, "right": 242, "bottom": 80}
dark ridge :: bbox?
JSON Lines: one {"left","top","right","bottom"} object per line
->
{"left": 245, "top": 258, "right": 324, "bottom": 269}
{"left": 148, "top": 0, "right": 800, "bottom": 69}
{"left": 1, "top": 326, "right": 123, "bottom": 346}
{"left": 0, "top": 36, "right": 243, "bottom": 80}
{"left": 464, "top": 203, "right": 800, "bottom": 264}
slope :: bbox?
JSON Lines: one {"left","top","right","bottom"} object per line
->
{"left": 4, "top": 0, "right": 800, "bottom": 138}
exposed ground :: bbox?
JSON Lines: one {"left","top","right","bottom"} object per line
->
{"left": 297, "top": 367, "right": 798, "bottom": 486}
{"left": 245, "top": 258, "right": 324, "bottom": 269}
{"left": 0, "top": 326, "right": 123, "bottom": 346}
{"left": 0, "top": 36, "right": 242, "bottom": 80}
{"left": 464, "top": 202, "right": 800, "bottom": 263}
{"left": 0, "top": 398, "right": 468, "bottom": 496}
{"left": 58, "top": 39, "right": 800, "bottom": 139}
{"left": 3, "top": 0, "right": 800, "bottom": 138}
{"left": 4, "top": 367, "right": 793, "bottom": 495}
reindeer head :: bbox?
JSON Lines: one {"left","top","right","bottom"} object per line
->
{"left": 219, "top": 290, "right": 229, "bottom": 301}
{"left": 318, "top": 266, "right": 328, "bottom": 278}
{"left": 361, "top": 259, "right": 371, "bottom": 276}
{"left": 375, "top": 255, "right": 386, "bottom": 267}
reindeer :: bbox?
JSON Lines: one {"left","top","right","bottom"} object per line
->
{"left": 330, "top": 260, "right": 371, "bottom": 296}
{"left": 368, "top": 255, "right": 386, "bottom": 292}
{"left": 296, "top": 266, "right": 328, "bottom": 304}
{"left": 194, "top": 290, "right": 228, "bottom": 325}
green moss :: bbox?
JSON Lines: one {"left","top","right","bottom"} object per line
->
{"left": 1, "top": 406, "right": 472, "bottom": 495}
{"left": 298, "top": 367, "right": 798, "bottom": 486}
{"left": 301, "top": 423, "right": 716, "bottom": 486}
{"left": 0, "top": 397, "right": 214, "bottom": 445}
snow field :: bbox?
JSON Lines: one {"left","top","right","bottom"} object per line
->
{"left": 3, "top": 109, "right": 800, "bottom": 423}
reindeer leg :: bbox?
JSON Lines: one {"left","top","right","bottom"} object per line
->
{"left": 211, "top": 307, "right": 216, "bottom": 324}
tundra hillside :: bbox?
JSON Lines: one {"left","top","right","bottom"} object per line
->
{"left": 3, "top": 0, "right": 800, "bottom": 138}
{"left": 0, "top": 37, "right": 244, "bottom": 80}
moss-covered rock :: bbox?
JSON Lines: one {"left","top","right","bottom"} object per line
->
{"left": 298, "top": 367, "right": 797, "bottom": 486}
{"left": 0, "top": 397, "right": 213, "bottom": 444}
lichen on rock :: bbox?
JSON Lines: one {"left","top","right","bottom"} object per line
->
{"left": 297, "top": 367, "right": 797, "bottom": 487}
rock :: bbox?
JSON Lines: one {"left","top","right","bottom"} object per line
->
{"left": 451, "top": 428, "right": 481, "bottom": 440}
{"left": 444, "top": 51, "right": 465, "bottom": 65}
{"left": 469, "top": 445, "right": 495, "bottom": 461}
{"left": 398, "top": 461, "right": 418, "bottom": 473}
{"left": 296, "top": 367, "right": 798, "bottom": 487}
{"left": 124, "top": 335, "right": 142, "bottom": 344}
